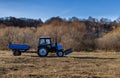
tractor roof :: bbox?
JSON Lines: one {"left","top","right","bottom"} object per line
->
{"left": 40, "top": 36, "right": 51, "bottom": 39}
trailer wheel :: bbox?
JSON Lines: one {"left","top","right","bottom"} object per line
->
{"left": 38, "top": 48, "right": 48, "bottom": 57}
{"left": 13, "top": 50, "right": 21, "bottom": 56}
{"left": 57, "top": 51, "right": 64, "bottom": 57}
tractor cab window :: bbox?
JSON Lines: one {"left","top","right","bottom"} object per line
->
{"left": 40, "top": 39, "right": 45, "bottom": 45}
{"left": 46, "top": 39, "right": 51, "bottom": 44}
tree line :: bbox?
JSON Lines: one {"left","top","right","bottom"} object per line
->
{"left": 0, "top": 17, "right": 43, "bottom": 28}
{"left": 0, "top": 16, "right": 120, "bottom": 38}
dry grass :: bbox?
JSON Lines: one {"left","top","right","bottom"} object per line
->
{"left": 0, "top": 51, "right": 120, "bottom": 78}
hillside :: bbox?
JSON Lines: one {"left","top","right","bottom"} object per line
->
{"left": 102, "top": 26, "right": 120, "bottom": 38}
{"left": 97, "top": 26, "right": 120, "bottom": 51}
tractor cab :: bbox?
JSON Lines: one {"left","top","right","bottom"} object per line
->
{"left": 39, "top": 37, "right": 51, "bottom": 45}
{"left": 38, "top": 36, "right": 60, "bottom": 49}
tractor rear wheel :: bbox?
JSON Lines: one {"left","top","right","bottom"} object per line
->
{"left": 13, "top": 50, "right": 21, "bottom": 56}
{"left": 57, "top": 51, "right": 64, "bottom": 57}
{"left": 38, "top": 48, "right": 48, "bottom": 57}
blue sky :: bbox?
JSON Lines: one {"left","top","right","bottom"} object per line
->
{"left": 0, "top": 0, "right": 120, "bottom": 21}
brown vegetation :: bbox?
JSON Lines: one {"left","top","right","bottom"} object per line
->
{"left": 97, "top": 26, "right": 120, "bottom": 51}
{"left": 0, "top": 16, "right": 120, "bottom": 51}
{"left": 0, "top": 24, "right": 87, "bottom": 51}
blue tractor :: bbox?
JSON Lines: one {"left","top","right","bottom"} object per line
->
{"left": 8, "top": 36, "right": 72, "bottom": 57}
{"left": 37, "top": 36, "right": 72, "bottom": 57}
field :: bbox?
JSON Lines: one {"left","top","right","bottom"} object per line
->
{"left": 0, "top": 51, "right": 120, "bottom": 78}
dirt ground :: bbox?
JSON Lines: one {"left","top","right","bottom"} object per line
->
{"left": 0, "top": 50, "right": 120, "bottom": 78}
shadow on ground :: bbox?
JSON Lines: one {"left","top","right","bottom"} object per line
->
{"left": 23, "top": 54, "right": 117, "bottom": 60}
{"left": 22, "top": 51, "right": 117, "bottom": 60}
{"left": 22, "top": 51, "right": 69, "bottom": 58}
{"left": 71, "top": 56, "right": 117, "bottom": 60}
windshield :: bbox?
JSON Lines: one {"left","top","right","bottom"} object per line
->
{"left": 46, "top": 39, "right": 51, "bottom": 44}
{"left": 40, "top": 39, "right": 51, "bottom": 45}
{"left": 40, "top": 39, "right": 45, "bottom": 44}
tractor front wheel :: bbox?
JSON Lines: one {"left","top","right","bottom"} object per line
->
{"left": 57, "top": 51, "right": 64, "bottom": 57}
{"left": 38, "top": 48, "right": 48, "bottom": 57}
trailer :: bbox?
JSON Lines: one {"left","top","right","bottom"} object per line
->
{"left": 8, "top": 44, "right": 30, "bottom": 56}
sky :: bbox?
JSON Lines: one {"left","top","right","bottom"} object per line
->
{"left": 0, "top": 0, "right": 120, "bottom": 21}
